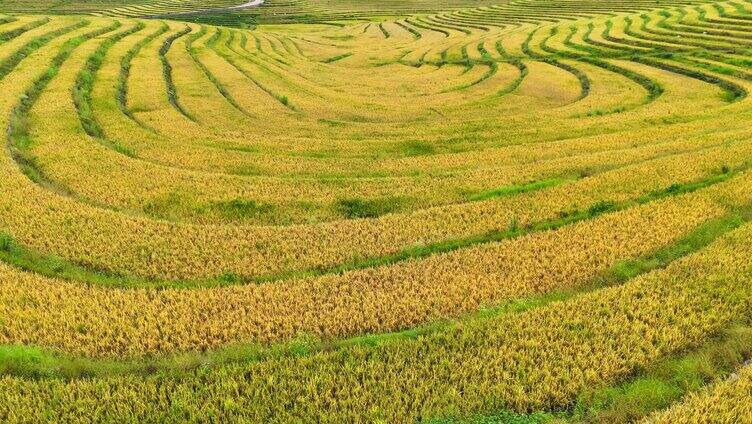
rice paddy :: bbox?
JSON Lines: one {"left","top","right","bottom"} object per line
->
{"left": 0, "top": 0, "right": 751, "bottom": 422}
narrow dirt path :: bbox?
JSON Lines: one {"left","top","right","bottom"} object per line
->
{"left": 226, "top": 0, "right": 264, "bottom": 11}
{"left": 149, "top": 0, "right": 265, "bottom": 19}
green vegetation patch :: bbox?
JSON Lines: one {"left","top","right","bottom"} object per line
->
{"left": 335, "top": 196, "right": 409, "bottom": 219}
{"left": 398, "top": 140, "right": 436, "bottom": 156}
{"left": 467, "top": 178, "right": 572, "bottom": 202}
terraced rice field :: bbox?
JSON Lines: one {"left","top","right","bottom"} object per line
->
{"left": 0, "top": 0, "right": 752, "bottom": 422}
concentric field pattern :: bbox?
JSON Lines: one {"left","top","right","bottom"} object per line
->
{"left": 0, "top": 0, "right": 752, "bottom": 422}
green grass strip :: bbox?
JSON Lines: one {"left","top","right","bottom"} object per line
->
{"left": 213, "top": 30, "right": 296, "bottom": 110}
{"left": 395, "top": 21, "right": 421, "bottom": 39}
{"left": 436, "top": 325, "right": 752, "bottom": 423}
{"left": 73, "top": 21, "right": 145, "bottom": 157}
{"left": 632, "top": 55, "right": 748, "bottom": 102}
{"left": 378, "top": 22, "right": 389, "bottom": 38}
{"left": 467, "top": 177, "right": 571, "bottom": 202}
{"left": 186, "top": 27, "right": 253, "bottom": 117}
{"left": 159, "top": 25, "right": 195, "bottom": 121}
{"left": 521, "top": 28, "right": 591, "bottom": 100}
{"left": 118, "top": 22, "right": 169, "bottom": 122}
{"left": 322, "top": 52, "right": 353, "bottom": 63}
{"left": 571, "top": 326, "right": 752, "bottom": 422}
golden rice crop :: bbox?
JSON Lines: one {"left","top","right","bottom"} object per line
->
{"left": 0, "top": 0, "right": 751, "bottom": 421}
{"left": 643, "top": 365, "right": 752, "bottom": 423}
{"left": 0, "top": 186, "right": 733, "bottom": 357}
{"left": 1, "top": 214, "right": 752, "bottom": 422}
